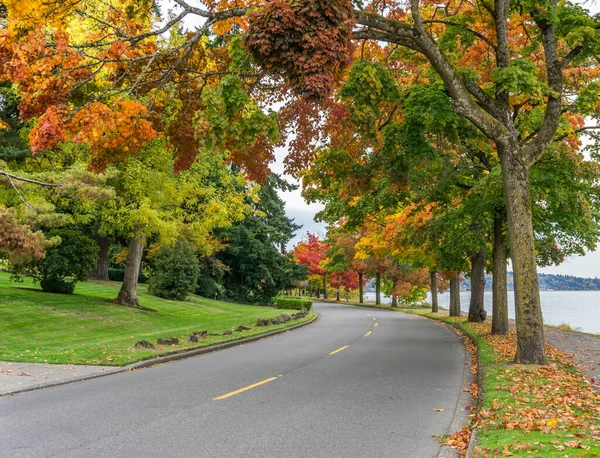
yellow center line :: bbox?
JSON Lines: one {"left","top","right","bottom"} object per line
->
{"left": 373, "top": 317, "right": 377, "bottom": 321}
{"left": 364, "top": 331, "right": 372, "bottom": 337}
{"left": 367, "top": 313, "right": 371, "bottom": 317}
{"left": 329, "top": 345, "right": 350, "bottom": 356}
{"left": 213, "top": 376, "right": 280, "bottom": 400}
{"left": 374, "top": 322, "right": 379, "bottom": 327}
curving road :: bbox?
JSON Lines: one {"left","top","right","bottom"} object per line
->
{"left": 0, "top": 301, "right": 469, "bottom": 458}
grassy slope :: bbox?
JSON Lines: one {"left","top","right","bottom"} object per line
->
{"left": 0, "top": 274, "right": 314, "bottom": 366}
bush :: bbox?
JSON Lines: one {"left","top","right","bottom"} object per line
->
{"left": 196, "top": 276, "right": 219, "bottom": 298}
{"left": 40, "top": 278, "right": 76, "bottom": 294}
{"left": 148, "top": 242, "right": 200, "bottom": 301}
{"left": 108, "top": 268, "right": 125, "bottom": 282}
{"left": 11, "top": 229, "right": 99, "bottom": 294}
{"left": 272, "top": 297, "right": 312, "bottom": 311}
{"left": 108, "top": 268, "right": 147, "bottom": 284}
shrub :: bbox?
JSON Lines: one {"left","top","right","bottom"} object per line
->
{"left": 108, "top": 268, "right": 147, "bottom": 284}
{"left": 11, "top": 229, "right": 99, "bottom": 294}
{"left": 108, "top": 268, "right": 125, "bottom": 282}
{"left": 40, "top": 278, "right": 76, "bottom": 294}
{"left": 148, "top": 242, "right": 200, "bottom": 301}
{"left": 196, "top": 276, "right": 219, "bottom": 298}
{"left": 272, "top": 297, "right": 312, "bottom": 311}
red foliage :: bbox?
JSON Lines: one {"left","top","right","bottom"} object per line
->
{"left": 245, "top": 0, "right": 355, "bottom": 100}
{"left": 330, "top": 269, "right": 360, "bottom": 292}
{"left": 293, "top": 233, "right": 328, "bottom": 277}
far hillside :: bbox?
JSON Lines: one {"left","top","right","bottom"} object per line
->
{"left": 461, "top": 273, "right": 600, "bottom": 291}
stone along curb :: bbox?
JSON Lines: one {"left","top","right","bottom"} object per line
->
{"left": 0, "top": 313, "right": 320, "bottom": 398}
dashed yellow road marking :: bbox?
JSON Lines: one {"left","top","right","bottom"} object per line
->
{"left": 364, "top": 331, "right": 372, "bottom": 337}
{"left": 329, "top": 345, "right": 350, "bottom": 356}
{"left": 374, "top": 323, "right": 379, "bottom": 327}
{"left": 373, "top": 317, "right": 377, "bottom": 321}
{"left": 367, "top": 314, "right": 371, "bottom": 317}
{"left": 213, "top": 376, "right": 280, "bottom": 400}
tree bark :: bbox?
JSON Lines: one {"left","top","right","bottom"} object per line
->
{"left": 391, "top": 295, "right": 397, "bottom": 307}
{"left": 116, "top": 233, "right": 145, "bottom": 307}
{"left": 468, "top": 249, "right": 487, "bottom": 323}
{"left": 89, "top": 234, "right": 109, "bottom": 281}
{"left": 322, "top": 276, "right": 328, "bottom": 299}
{"left": 499, "top": 146, "right": 546, "bottom": 364}
{"left": 492, "top": 210, "right": 509, "bottom": 335}
{"left": 449, "top": 276, "right": 461, "bottom": 317}
{"left": 430, "top": 270, "right": 438, "bottom": 313}
{"left": 336, "top": 288, "right": 340, "bottom": 301}
{"left": 375, "top": 272, "right": 381, "bottom": 305}
{"left": 359, "top": 272, "right": 364, "bottom": 304}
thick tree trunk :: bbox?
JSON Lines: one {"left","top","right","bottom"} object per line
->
{"left": 499, "top": 146, "right": 546, "bottom": 364}
{"left": 116, "top": 234, "right": 145, "bottom": 307}
{"left": 492, "top": 211, "right": 509, "bottom": 335}
{"left": 359, "top": 272, "right": 364, "bottom": 304}
{"left": 322, "top": 276, "right": 328, "bottom": 299}
{"left": 391, "top": 295, "right": 397, "bottom": 307}
{"left": 468, "top": 249, "right": 487, "bottom": 323}
{"left": 430, "top": 270, "right": 438, "bottom": 313}
{"left": 336, "top": 288, "right": 340, "bottom": 301}
{"left": 449, "top": 276, "right": 461, "bottom": 317}
{"left": 89, "top": 234, "right": 109, "bottom": 281}
{"left": 375, "top": 272, "right": 381, "bottom": 305}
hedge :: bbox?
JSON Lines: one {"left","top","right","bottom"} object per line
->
{"left": 272, "top": 297, "right": 312, "bottom": 311}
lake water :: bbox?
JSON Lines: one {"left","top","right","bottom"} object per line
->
{"left": 363, "top": 291, "right": 600, "bottom": 334}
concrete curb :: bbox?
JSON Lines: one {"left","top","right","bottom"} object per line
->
{"left": 1, "top": 313, "right": 319, "bottom": 398}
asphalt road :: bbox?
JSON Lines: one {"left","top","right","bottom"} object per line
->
{"left": 0, "top": 301, "right": 469, "bottom": 458}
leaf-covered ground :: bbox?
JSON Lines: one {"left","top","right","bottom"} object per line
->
{"left": 0, "top": 273, "right": 314, "bottom": 366}
{"left": 402, "top": 310, "right": 600, "bottom": 457}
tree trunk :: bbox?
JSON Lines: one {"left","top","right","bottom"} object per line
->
{"left": 391, "top": 295, "right": 397, "bottom": 307}
{"left": 492, "top": 211, "right": 509, "bottom": 335}
{"left": 359, "top": 272, "right": 364, "bottom": 304}
{"left": 430, "top": 270, "right": 438, "bottom": 313}
{"left": 449, "top": 276, "right": 461, "bottom": 317}
{"left": 322, "top": 276, "right": 328, "bottom": 299}
{"left": 336, "top": 288, "right": 340, "bottom": 301}
{"left": 375, "top": 272, "right": 381, "bottom": 305}
{"left": 499, "top": 145, "right": 546, "bottom": 364}
{"left": 90, "top": 234, "right": 109, "bottom": 281}
{"left": 468, "top": 249, "right": 487, "bottom": 323}
{"left": 116, "top": 233, "right": 145, "bottom": 307}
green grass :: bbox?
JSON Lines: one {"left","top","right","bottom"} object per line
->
{"left": 0, "top": 273, "right": 315, "bottom": 366}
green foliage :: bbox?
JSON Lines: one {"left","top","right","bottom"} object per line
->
{"left": 13, "top": 229, "right": 98, "bottom": 294}
{"left": 196, "top": 276, "right": 219, "bottom": 298}
{"left": 339, "top": 60, "right": 401, "bottom": 139}
{"left": 148, "top": 241, "right": 200, "bottom": 301}
{"left": 108, "top": 268, "right": 147, "bottom": 284}
{"left": 491, "top": 59, "right": 543, "bottom": 97}
{"left": 272, "top": 296, "right": 312, "bottom": 311}
{"left": 217, "top": 174, "right": 305, "bottom": 304}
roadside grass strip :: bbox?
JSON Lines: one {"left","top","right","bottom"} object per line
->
{"left": 0, "top": 274, "right": 316, "bottom": 366}
{"left": 402, "top": 309, "right": 600, "bottom": 457}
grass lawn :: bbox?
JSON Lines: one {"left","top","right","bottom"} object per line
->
{"left": 0, "top": 273, "right": 314, "bottom": 366}
{"left": 401, "top": 309, "right": 600, "bottom": 457}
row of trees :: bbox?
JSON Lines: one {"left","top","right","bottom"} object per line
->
{"left": 1, "top": 0, "right": 600, "bottom": 363}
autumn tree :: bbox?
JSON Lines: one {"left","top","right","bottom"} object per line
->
{"left": 293, "top": 233, "right": 329, "bottom": 299}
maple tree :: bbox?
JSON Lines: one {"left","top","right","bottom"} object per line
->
{"left": 293, "top": 233, "right": 329, "bottom": 299}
